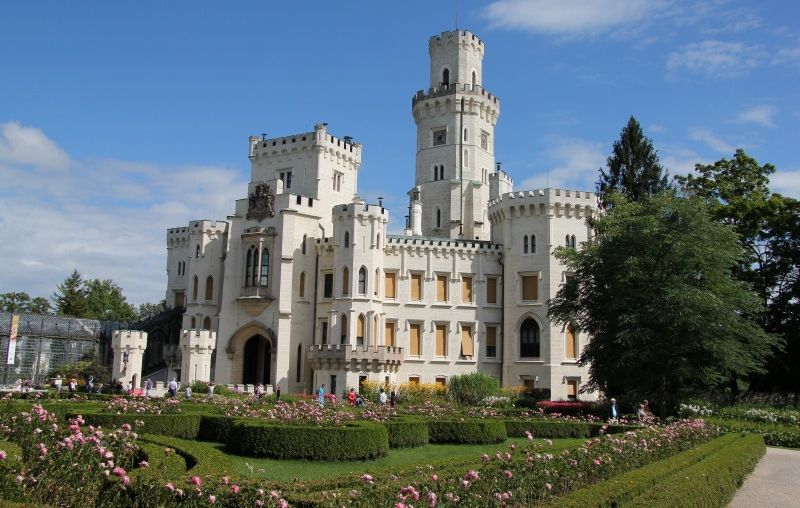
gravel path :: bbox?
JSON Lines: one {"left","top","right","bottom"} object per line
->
{"left": 728, "top": 447, "right": 800, "bottom": 508}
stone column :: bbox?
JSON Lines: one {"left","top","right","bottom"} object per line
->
{"left": 179, "top": 329, "right": 216, "bottom": 383}
{"left": 112, "top": 330, "right": 148, "bottom": 388}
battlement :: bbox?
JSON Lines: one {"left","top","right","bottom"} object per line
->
{"left": 332, "top": 199, "right": 388, "bottom": 221}
{"left": 489, "top": 169, "right": 513, "bottom": 184}
{"left": 189, "top": 220, "right": 228, "bottom": 235}
{"left": 112, "top": 330, "right": 148, "bottom": 347}
{"left": 412, "top": 83, "right": 499, "bottom": 107}
{"left": 385, "top": 235, "right": 500, "bottom": 254}
{"left": 488, "top": 188, "right": 597, "bottom": 224}
{"left": 180, "top": 329, "right": 216, "bottom": 348}
{"left": 429, "top": 30, "right": 484, "bottom": 51}
{"left": 248, "top": 123, "right": 362, "bottom": 162}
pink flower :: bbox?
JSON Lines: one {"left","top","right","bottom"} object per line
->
{"left": 278, "top": 500, "right": 288, "bottom": 508}
{"left": 503, "top": 470, "right": 513, "bottom": 478}
{"left": 524, "top": 431, "right": 533, "bottom": 440}
{"left": 426, "top": 491, "right": 438, "bottom": 507}
{"left": 138, "top": 461, "right": 149, "bottom": 468}
{"left": 122, "top": 475, "right": 130, "bottom": 486}
{"left": 546, "top": 483, "right": 553, "bottom": 491}
{"left": 222, "top": 476, "right": 230, "bottom": 485}
{"left": 254, "top": 501, "right": 264, "bottom": 507}
{"left": 463, "top": 470, "right": 479, "bottom": 482}
{"left": 593, "top": 458, "right": 601, "bottom": 465}
{"left": 165, "top": 482, "right": 175, "bottom": 492}
{"left": 231, "top": 484, "right": 240, "bottom": 494}
{"left": 0, "top": 451, "right": 6, "bottom": 460}
{"left": 481, "top": 453, "right": 490, "bottom": 463}
{"left": 208, "top": 495, "right": 217, "bottom": 504}
{"left": 361, "top": 473, "right": 374, "bottom": 484}
{"left": 190, "top": 476, "right": 202, "bottom": 486}
{"left": 431, "top": 474, "right": 438, "bottom": 481}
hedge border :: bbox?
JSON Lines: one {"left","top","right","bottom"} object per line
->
{"left": 68, "top": 412, "right": 202, "bottom": 440}
{"left": 705, "top": 417, "right": 800, "bottom": 448}
{"left": 427, "top": 419, "right": 507, "bottom": 444}
{"left": 382, "top": 418, "right": 429, "bottom": 448}
{"left": 550, "top": 433, "right": 765, "bottom": 508}
{"left": 226, "top": 420, "right": 389, "bottom": 461}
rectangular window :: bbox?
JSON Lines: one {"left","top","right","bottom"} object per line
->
{"left": 435, "top": 324, "right": 447, "bottom": 357}
{"left": 409, "top": 323, "right": 421, "bottom": 356}
{"left": 408, "top": 376, "right": 421, "bottom": 385}
{"left": 461, "top": 276, "right": 473, "bottom": 303}
{"left": 384, "top": 272, "right": 397, "bottom": 298}
{"left": 411, "top": 273, "right": 422, "bottom": 301}
{"left": 356, "top": 317, "right": 365, "bottom": 347}
{"left": 567, "top": 380, "right": 578, "bottom": 400}
{"left": 486, "top": 326, "right": 497, "bottom": 358}
{"left": 565, "top": 325, "right": 577, "bottom": 359}
{"left": 522, "top": 275, "right": 538, "bottom": 301}
{"left": 460, "top": 326, "right": 474, "bottom": 358}
{"left": 432, "top": 128, "right": 446, "bottom": 146}
{"left": 333, "top": 172, "right": 343, "bottom": 191}
{"left": 174, "top": 292, "right": 185, "bottom": 308}
{"left": 321, "top": 321, "right": 328, "bottom": 345}
{"left": 436, "top": 274, "right": 448, "bottom": 302}
{"left": 385, "top": 322, "right": 395, "bottom": 347}
{"left": 323, "top": 273, "right": 333, "bottom": 298}
{"left": 279, "top": 169, "right": 292, "bottom": 189}
{"left": 435, "top": 377, "right": 446, "bottom": 386}
{"left": 523, "top": 379, "right": 536, "bottom": 394}
{"left": 330, "top": 375, "right": 337, "bottom": 398}
{"left": 480, "top": 131, "right": 489, "bottom": 150}
{"left": 486, "top": 277, "right": 497, "bottom": 304}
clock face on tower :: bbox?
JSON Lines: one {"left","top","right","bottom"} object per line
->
{"left": 432, "top": 128, "right": 447, "bottom": 146}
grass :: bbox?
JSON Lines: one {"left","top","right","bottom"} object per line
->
{"left": 215, "top": 437, "right": 585, "bottom": 481}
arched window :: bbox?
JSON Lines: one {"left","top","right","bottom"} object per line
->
{"left": 440, "top": 165, "right": 445, "bottom": 180}
{"left": 356, "top": 314, "right": 365, "bottom": 346}
{"left": 442, "top": 68, "right": 450, "bottom": 86}
{"left": 177, "top": 261, "right": 181, "bottom": 276}
{"left": 433, "top": 165, "right": 438, "bottom": 181}
{"left": 374, "top": 268, "right": 380, "bottom": 296}
{"left": 463, "top": 149, "right": 468, "bottom": 167}
{"left": 195, "top": 244, "right": 200, "bottom": 259}
{"left": 565, "top": 323, "right": 578, "bottom": 359}
{"left": 523, "top": 235, "right": 529, "bottom": 254}
{"left": 245, "top": 247, "right": 253, "bottom": 286}
{"left": 295, "top": 344, "right": 302, "bottom": 383}
{"left": 302, "top": 234, "right": 307, "bottom": 255}
{"left": 520, "top": 318, "right": 541, "bottom": 358}
{"left": 340, "top": 314, "right": 348, "bottom": 344}
{"left": 566, "top": 235, "right": 571, "bottom": 248}
{"left": 190, "top": 316, "right": 196, "bottom": 329}
{"left": 531, "top": 234, "right": 537, "bottom": 253}
{"left": 436, "top": 208, "right": 441, "bottom": 228}
{"left": 299, "top": 271, "right": 306, "bottom": 298}
{"left": 358, "top": 267, "right": 367, "bottom": 295}
{"left": 376, "top": 233, "right": 380, "bottom": 248}
{"left": 205, "top": 276, "right": 214, "bottom": 301}
{"left": 463, "top": 128, "right": 468, "bottom": 142}
{"left": 472, "top": 70, "right": 477, "bottom": 87}
{"left": 344, "top": 231, "right": 350, "bottom": 248}
{"left": 203, "top": 316, "right": 211, "bottom": 330}
{"left": 257, "top": 248, "right": 268, "bottom": 286}
{"left": 342, "top": 266, "right": 350, "bottom": 295}
{"left": 192, "top": 276, "right": 198, "bottom": 301}
{"left": 571, "top": 235, "right": 577, "bottom": 249}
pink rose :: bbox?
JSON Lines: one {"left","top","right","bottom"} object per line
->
{"left": 190, "top": 476, "right": 202, "bottom": 486}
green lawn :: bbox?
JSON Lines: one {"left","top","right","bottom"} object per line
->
{"left": 213, "top": 437, "right": 585, "bottom": 481}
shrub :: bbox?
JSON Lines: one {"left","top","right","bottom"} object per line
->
{"left": 197, "top": 415, "right": 236, "bottom": 442}
{"left": 130, "top": 442, "right": 187, "bottom": 481}
{"left": 705, "top": 417, "right": 800, "bottom": 448}
{"left": 396, "top": 382, "right": 446, "bottom": 405}
{"left": 427, "top": 419, "right": 507, "bottom": 444}
{"left": 447, "top": 373, "right": 499, "bottom": 406}
{"left": 383, "top": 418, "right": 429, "bottom": 448}
{"left": 73, "top": 412, "right": 202, "bottom": 440}
{"left": 227, "top": 420, "right": 389, "bottom": 460}
{"left": 505, "top": 419, "right": 600, "bottom": 438}
{"left": 536, "top": 400, "right": 590, "bottom": 416}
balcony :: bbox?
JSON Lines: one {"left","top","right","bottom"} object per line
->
{"left": 307, "top": 344, "right": 405, "bottom": 371}
{"left": 236, "top": 285, "right": 272, "bottom": 316}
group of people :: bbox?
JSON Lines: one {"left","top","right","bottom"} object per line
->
{"left": 608, "top": 398, "right": 651, "bottom": 423}
{"left": 314, "top": 385, "right": 397, "bottom": 408}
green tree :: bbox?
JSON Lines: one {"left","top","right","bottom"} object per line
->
{"left": 48, "top": 352, "right": 111, "bottom": 386}
{"left": 84, "top": 278, "right": 137, "bottom": 322}
{"left": 549, "top": 192, "right": 781, "bottom": 418}
{"left": 135, "top": 300, "right": 167, "bottom": 322}
{"left": 677, "top": 150, "right": 800, "bottom": 397}
{"left": 597, "top": 116, "right": 670, "bottom": 207}
{"left": 0, "top": 292, "right": 51, "bottom": 314}
{"left": 53, "top": 270, "right": 89, "bottom": 317}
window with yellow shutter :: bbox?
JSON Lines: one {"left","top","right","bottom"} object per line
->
{"left": 460, "top": 326, "right": 474, "bottom": 358}
{"left": 385, "top": 322, "right": 395, "bottom": 347}
{"left": 565, "top": 323, "right": 577, "bottom": 359}
{"left": 522, "top": 275, "right": 538, "bottom": 301}
{"left": 408, "top": 376, "right": 421, "bottom": 385}
{"left": 461, "top": 276, "right": 473, "bottom": 303}
{"left": 486, "top": 326, "right": 497, "bottom": 358}
{"left": 411, "top": 273, "right": 422, "bottom": 301}
{"left": 436, "top": 275, "right": 448, "bottom": 302}
{"left": 567, "top": 380, "right": 578, "bottom": 400}
{"left": 409, "top": 323, "right": 421, "bottom": 356}
{"left": 384, "top": 272, "right": 396, "bottom": 298}
{"left": 486, "top": 277, "right": 497, "bottom": 304}
{"left": 435, "top": 324, "right": 447, "bottom": 356}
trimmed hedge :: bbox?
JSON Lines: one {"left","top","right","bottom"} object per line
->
{"left": 427, "top": 419, "right": 507, "bottom": 444}
{"left": 71, "top": 412, "right": 202, "bottom": 440}
{"left": 138, "top": 433, "right": 240, "bottom": 478}
{"left": 705, "top": 417, "right": 800, "bottom": 448}
{"left": 227, "top": 420, "right": 389, "bottom": 460}
{"left": 504, "top": 419, "right": 630, "bottom": 439}
{"left": 382, "top": 418, "right": 429, "bottom": 448}
{"left": 197, "top": 415, "right": 236, "bottom": 443}
{"left": 130, "top": 442, "right": 188, "bottom": 481}
{"left": 551, "top": 433, "right": 765, "bottom": 507}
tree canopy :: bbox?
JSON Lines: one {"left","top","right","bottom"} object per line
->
{"left": 549, "top": 192, "right": 781, "bottom": 417}
{"left": 677, "top": 150, "right": 800, "bottom": 396}
{"left": 597, "top": 116, "right": 670, "bottom": 207}
{"left": 53, "top": 269, "right": 89, "bottom": 317}
{"left": 0, "top": 292, "right": 51, "bottom": 314}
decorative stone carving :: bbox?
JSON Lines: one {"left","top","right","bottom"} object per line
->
{"left": 246, "top": 182, "right": 275, "bottom": 221}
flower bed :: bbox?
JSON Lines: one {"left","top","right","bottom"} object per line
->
{"left": 226, "top": 420, "right": 390, "bottom": 460}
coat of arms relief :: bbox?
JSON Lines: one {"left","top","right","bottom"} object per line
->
{"left": 246, "top": 182, "right": 275, "bottom": 221}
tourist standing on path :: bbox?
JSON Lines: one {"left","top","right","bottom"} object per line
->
{"left": 317, "top": 384, "right": 325, "bottom": 406}
{"left": 145, "top": 378, "right": 153, "bottom": 398}
{"left": 54, "top": 376, "right": 62, "bottom": 393}
{"left": 609, "top": 398, "right": 618, "bottom": 423}
{"left": 86, "top": 376, "right": 94, "bottom": 394}
{"left": 379, "top": 387, "right": 387, "bottom": 405}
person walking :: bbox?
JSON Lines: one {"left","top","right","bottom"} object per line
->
{"left": 275, "top": 386, "right": 281, "bottom": 401}
{"left": 86, "top": 376, "right": 94, "bottom": 394}
{"left": 168, "top": 378, "right": 178, "bottom": 397}
{"left": 379, "top": 387, "right": 387, "bottom": 406}
{"left": 609, "top": 398, "right": 618, "bottom": 423}
{"left": 317, "top": 384, "right": 326, "bottom": 406}
{"left": 145, "top": 378, "right": 153, "bottom": 398}
{"left": 390, "top": 389, "right": 397, "bottom": 407}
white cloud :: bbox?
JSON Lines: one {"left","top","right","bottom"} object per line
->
{"left": 772, "top": 47, "right": 800, "bottom": 65}
{"left": 649, "top": 123, "right": 667, "bottom": 134}
{"left": 770, "top": 169, "right": 800, "bottom": 198}
{"left": 484, "top": 0, "right": 667, "bottom": 37}
{"left": 518, "top": 137, "right": 605, "bottom": 191}
{"left": 0, "top": 121, "right": 70, "bottom": 169}
{"left": 666, "top": 40, "right": 765, "bottom": 78}
{"left": 661, "top": 145, "right": 706, "bottom": 177}
{"left": 733, "top": 105, "right": 777, "bottom": 128}
{"left": 689, "top": 127, "right": 735, "bottom": 154}
{"left": 0, "top": 122, "right": 247, "bottom": 305}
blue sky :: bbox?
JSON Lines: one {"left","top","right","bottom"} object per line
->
{"left": 1, "top": 0, "right": 799, "bottom": 306}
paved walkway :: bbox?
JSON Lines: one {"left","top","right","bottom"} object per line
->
{"left": 729, "top": 447, "right": 800, "bottom": 507}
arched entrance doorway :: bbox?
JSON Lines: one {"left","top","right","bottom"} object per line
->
{"left": 242, "top": 334, "right": 272, "bottom": 385}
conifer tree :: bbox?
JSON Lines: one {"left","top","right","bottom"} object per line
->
{"left": 597, "top": 116, "right": 669, "bottom": 207}
{"left": 53, "top": 269, "right": 89, "bottom": 317}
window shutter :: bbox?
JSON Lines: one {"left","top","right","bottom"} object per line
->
{"left": 522, "top": 275, "right": 538, "bottom": 301}
{"left": 486, "top": 326, "right": 496, "bottom": 348}
{"left": 436, "top": 275, "right": 448, "bottom": 302}
{"left": 385, "top": 272, "right": 396, "bottom": 298}
{"left": 410, "top": 324, "right": 420, "bottom": 356}
{"left": 460, "top": 327, "right": 474, "bottom": 357}
{"left": 385, "top": 322, "right": 395, "bottom": 347}
{"left": 435, "top": 325, "right": 447, "bottom": 356}
{"left": 461, "top": 276, "right": 473, "bottom": 303}
{"left": 566, "top": 324, "right": 577, "bottom": 359}
{"left": 411, "top": 273, "right": 422, "bottom": 300}
{"left": 487, "top": 277, "right": 497, "bottom": 304}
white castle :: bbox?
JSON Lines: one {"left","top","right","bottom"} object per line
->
{"left": 164, "top": 30, "right": 596, "bottom": 401}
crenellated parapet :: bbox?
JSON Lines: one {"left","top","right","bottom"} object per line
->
{"left": 179, "top": 329, "right": 216, "bottom": 383}
{"left": 488, "top": 188, "right": 597, "bottom": 225}
{"left": 111, "top": 330, "right": 148, "bottom": 388}
{"left": 248, "top": 124, "right": 362, "bottom": 171}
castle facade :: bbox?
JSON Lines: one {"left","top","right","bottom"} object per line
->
{"left": 165, "top": 30, "right": 596, "bottom": 401}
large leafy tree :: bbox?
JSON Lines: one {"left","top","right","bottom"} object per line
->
{"left": 135, "top": 299, "right": 167, "bottom": 322}
{"left": 84, "top": 278, "right": 137, "bottom": 322}
{"left": 53, "top": 269, "right": 89, "bottom": 317}
{"left": 677, "top": 150, "right": 800, "bottom": 396}
{"left": 597, "top": 116, "right": 670, "bottom": 207}
{"left": 549, "top": 193, "right": 780, "bottom": 417}
{"left": 0, "top": 292, "right": 51, "bottom": 314}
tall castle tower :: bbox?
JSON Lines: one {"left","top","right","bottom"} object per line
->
{"left": 408, "top": 30, "right": 501, "bottom": 240}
